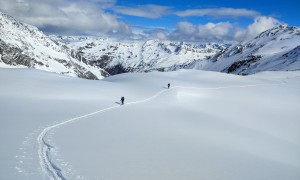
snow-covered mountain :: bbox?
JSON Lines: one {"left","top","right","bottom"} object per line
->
{"left": 54, "top": 25, "right": 300, "bottom": 76}
{"left": 1, "top": 11, "right": 299, "bottom": 78}
{"left": 53, "top": 36, "right": 228, "bottom": 75}
{"left": 0, "top": 12, "right": 109, "bottom": 80}
{"left": 204, "top": 25, "right": 300, "bottom": 75}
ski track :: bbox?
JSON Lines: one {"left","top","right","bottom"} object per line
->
{"left": 37, "top": 82, "right": 284, "bottom": 180}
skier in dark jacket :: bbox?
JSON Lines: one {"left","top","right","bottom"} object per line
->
{"left": 167, "top": 83, "right": 170, "bottom": 89}
{"left": 120, "top": 96, "right": 125, "bottom": 105}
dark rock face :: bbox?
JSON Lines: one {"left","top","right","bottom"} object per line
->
{"left": 76, "top": 70, "right": 99, "bottom": 80}
{"left": 0, "top": 39, "right": 42, "bottom": 67}
{"left": 0, "top": 39, "right": 107, "bottom": 80}
{"left": 105, "top": 64, "right": 129, "bottom": 75}
{"left": 226, "top": 55, "right": 262, "bottom": 74}
{"left": 89, "top": 55, "right": 113, "bottom": 68}
{"left": 209, "top": 48, "right": 228, "bottom": 62}
{"left": 85, "top": 55, "right": 119, "bottom": 75}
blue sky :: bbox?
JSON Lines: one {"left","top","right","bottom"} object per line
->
{"left": 112, "top": 0, "right": 299, "bottom": 28}
{"left": 0, "top": 0, "right": 299, "bottom": 41}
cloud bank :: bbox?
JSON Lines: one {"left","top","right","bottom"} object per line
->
{"left": 0, "top": 0, "right": 131, "bottom": 35}
{"left": 167, "top": 16, "right": 282, "bottom": 42}
{"left": 169, "top": 21, "right": 235, "bottom": 41}
{"left": 176, "top": 8, "right": 260, "bottom": 18}
{"left": 113, "top": 5, "right": 171, "bottom": 18}
{"left": 0, "top": 1, "right": 284, "bottom": 42}
{"left": 234, "top": 16, "right": 282, "bottom": 40}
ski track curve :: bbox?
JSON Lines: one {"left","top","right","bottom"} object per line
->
{"left": 37, "top": 82, "right": 284, "bottom": 180}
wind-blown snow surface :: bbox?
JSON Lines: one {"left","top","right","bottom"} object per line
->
{"left": 0, "top": 68, "right": 300, "bottom": 180}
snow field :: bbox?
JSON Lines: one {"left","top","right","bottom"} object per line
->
{"left": 0, "top": 68, "right": 299, "bottom": 180}
{"left": 52, "top": 82, "right": 300, "bottom": 180}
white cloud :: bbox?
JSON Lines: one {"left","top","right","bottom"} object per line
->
{"left": 169, "top": 16, "right": 283, "bottom": 42}
{"left": 176, "top": 22, "right": 196, "bottom": 35}
{"left": 234, "top": 16, "right": 282, "bottom": 40}
{"left": 131, "top": 27, "right": 169, "bottom": 40}
{"left": 0, "top": 0, "right": 131, "bottom": 35}
{"left": 170, "top": 21, "right": 236, "bottom": 41}
{"left": 113, "top": 4, "right": 171, "bottom": 18}
{"left": 197, "top": 22, "right": 233, "bottom": 38}
{"left": 0, "top": 1, "right": 283, "bottom": 42}
{"left": 176, "top": 8, "right": 259, "bottom": 18}
{"left": 155, "top": 32, "right": 167, "bottom": 39}
{"left": 113, "top": 6, "right": 259, "bottom": 19}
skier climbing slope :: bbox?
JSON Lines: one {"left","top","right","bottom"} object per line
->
{"left": 121, "top": 96, "right": 125, "bottom": 105}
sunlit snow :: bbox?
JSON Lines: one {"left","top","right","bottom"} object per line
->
{"left": 0, "top": 68, "right": 299, "bottom": 180}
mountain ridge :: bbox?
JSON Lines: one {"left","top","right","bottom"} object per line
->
{"left": 1, "top": 11, "right": 299, "bottom": 78}
{"left": 203, "top": 25, "right": 300, "bottom": 75}
{"left": 0, "top": 12, "right": 108, "bottom": 80}
{"left": 56, "top": 25, "right": 300, "bottom": 75}
{"left": 53, "top": 36, "right": 230, "bottom": 75}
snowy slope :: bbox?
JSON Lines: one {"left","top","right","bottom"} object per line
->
{"left": 204, "top": 25, "right": 300, "bottom": 75}
{"left": 54, "top": 35, "right": 227, "bottom": 75}
{"left": 0, "top": 12, "right": 108, "bottom": 80}
{"left": 55, "top": 25, "right": 300, "bottom": 76}
{"left": 1, "top": 68, "right": 299, "bottom": 180}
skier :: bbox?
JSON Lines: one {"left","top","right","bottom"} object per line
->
{"left": 167, "top": 83, "right": 170, "bottom": 89}
{"left": 120, "top": 96, "right": 125, "bottom": 105}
